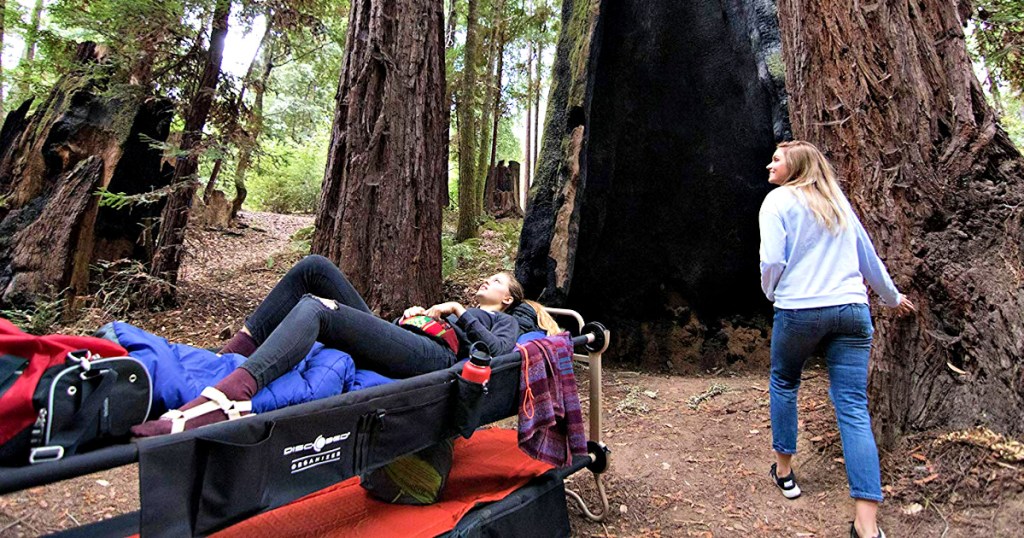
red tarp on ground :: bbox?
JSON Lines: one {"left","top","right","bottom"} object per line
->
{"left": 213, "top": 428, "right": 554, "bottom": 538}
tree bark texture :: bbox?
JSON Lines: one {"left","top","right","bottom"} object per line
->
{"left": 475, "top": 7, "right": 501, "bottom": 216}
{"left": 455, "top": 0, "right": 481, "bottom": 242}
{"left": 0, "top": 44, "right": 174, "bottom": 305}
{"left": 523, "top": 46, "right": 532, "bottom": 201}
{"left": 532, "top": 41, "right": 541, "bottom": 177}
{"left": 311, "top": 0, "right": 447, "bottom": 318}
{"left": 150, "top": 0, "right": 231, "bottom": 287}
{"left": 516, "top": 0, "right": 788, "bottom": 366}
{"left": 778, "top": 0, "right": 1024, "bottom": 441}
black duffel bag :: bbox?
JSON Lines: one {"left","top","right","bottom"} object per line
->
{"left": 24, "top": 350, "right": 152, "bottom": 465}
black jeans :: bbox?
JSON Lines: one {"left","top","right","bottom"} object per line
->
{"left": 240, "top": 255, "right": 456, "bottom": 388}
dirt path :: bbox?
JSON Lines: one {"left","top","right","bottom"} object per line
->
{"left": 1, "top": 212, "right": 1020, "bottom": 537}
{"left": 567, "top": 369, "right": 1021, "bottom": 537}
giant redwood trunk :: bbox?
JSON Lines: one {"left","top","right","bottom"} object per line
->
{"left": 0, "top": 44, "right": 174, "bottom": 306}
{"left": 311, "top": 0, "right": 447, "bottom": 318}
{"left": 778, "top": 0, "right": 1024, "bottom": 442}
{"left": 517, "top": 0, "right": 788, "bottom": 367}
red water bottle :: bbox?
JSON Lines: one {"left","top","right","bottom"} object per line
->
{"left": 462, "top": 342, "right": 492, "bottom": 385}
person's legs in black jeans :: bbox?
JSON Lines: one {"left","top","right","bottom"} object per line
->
{"left": 221, "top": 255, "right": 370, "bottom": 355}
{"left": 246, "top": 255, "right": 371, "bottom": 342}
{"left": 242, "top": 294, "right": 455, "bottom": 386}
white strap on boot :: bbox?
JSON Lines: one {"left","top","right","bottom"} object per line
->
{"left": 159, "top": 387, "right": 254, "bottom": 433}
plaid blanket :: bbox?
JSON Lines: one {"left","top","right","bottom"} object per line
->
{"left": 516, "top": 333, "right": 587, "bottom": 467}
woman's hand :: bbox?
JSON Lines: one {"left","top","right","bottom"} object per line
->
{"left": 402, "top": 306, "right": 426, "bottom": 319}
{"left": 893, "top": 295, "right": 917, "bottom": 317}
{"left": 425, "top": 301, "right": 466, "bottom": 318}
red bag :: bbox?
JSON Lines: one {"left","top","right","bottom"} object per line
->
{"left": 0, "top": 318, "right": 128, "bottom": 461}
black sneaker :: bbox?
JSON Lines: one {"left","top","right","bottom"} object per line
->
{"left": 849, "top": 522, "right": 886, "bottom": 538}
{"left": 769, "top": 463, "right": 801, "bottom": 499}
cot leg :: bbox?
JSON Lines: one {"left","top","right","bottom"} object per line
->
{"left": 565, "top": 472, "right": 610, "bottom": 522}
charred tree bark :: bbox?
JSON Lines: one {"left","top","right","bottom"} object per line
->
{"left": 778, "top": 0, "right": 1024, "bottom": 442}
{"left": 517, "top": 0, "right": 787, "bottom": 366}
{"left": 311, "top": 0, "right": 447, "bottom": 318}
{"left": 150, "top": 0, "right": 231, "bottom": 288}
{"left": 0, "top": 44, "right": 174, "bottom": 305}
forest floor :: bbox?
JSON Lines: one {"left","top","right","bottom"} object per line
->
{"left": 1, "top": 211, "right": 1021, "bottom": 537}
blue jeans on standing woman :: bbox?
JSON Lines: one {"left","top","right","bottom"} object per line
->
{"left": 770, "top": 303, "right": 883, "bottom": 502}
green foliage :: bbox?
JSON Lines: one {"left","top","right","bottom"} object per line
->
{"left": 440, "top": 213, "right": 521, "bottom": 279}
{"left": 244, "top": 131, "right": 328, "bottom": 213}
{"left": 91, "top": 259, "right": 174, "bottom": 316}
{"left": 974, "top": 1, "right": 1024, "bottom": 91}
{"left": 290, "top": 225, "right": 314, "bottom": 253}
{"left": 442, "top": 233, "right": 481, "bottom": 278}
{"left": 95, "top": 185, "right": 171, "bottom": 210}
{"left": 999, "top": 92, "right": 1024, "bottom": 148}
{"left": 0, "top": 289, "right": 67, "bottom": 335}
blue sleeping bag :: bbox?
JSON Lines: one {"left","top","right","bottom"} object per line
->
{"left": 96, "top": 322, "right": 394, "bottom": 413}
{"left": 96, "top": 323, "right": 548, "bottom": 416}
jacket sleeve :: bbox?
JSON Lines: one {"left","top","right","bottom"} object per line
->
{"left": 850, "top": 211, "right": 902, "bottom": 307}
{"left": 758, "top": 195, "right": 787, "bottom": 303}
{"left": 455, "top": 310, "right": 519, "bottom": 356}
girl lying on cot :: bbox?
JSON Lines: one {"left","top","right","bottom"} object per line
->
{"left": 132, "top": 255, "right": 546, "bottom": 437}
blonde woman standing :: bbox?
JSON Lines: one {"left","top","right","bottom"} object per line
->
{"left": 759, "top": 141, "right": 916, "bottom": 538}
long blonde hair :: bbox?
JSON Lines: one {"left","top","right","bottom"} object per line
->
{"left": 524, "top": 299, "right": 560, "bottom": 336}
{"left": 776, "top": 141, "right": 848, "bottom": 232}
{"left": 498, "top": 272, "right": 560, "bottom": 336}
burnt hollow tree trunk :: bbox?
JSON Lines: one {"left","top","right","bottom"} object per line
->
{"left": 311, "top": 0, "right": 447, "bottom": 318}
{"left": 778, "top": 0, "right": 1024, "bottom": 442}
{"left": 516, "top": 0, "right": 789, "bottom": 367}
{"left": 150, "top": 0, "right": 231, "bottom": 288}
{"left": 0, "top": 44, "right": 174, "bottom": 306}
{"left": 483, "top": 160, "right": 522, "bottom": 218}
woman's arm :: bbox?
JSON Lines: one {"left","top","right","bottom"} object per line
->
{"left": 759, "top": 197, "right": 787, "bottom": 302}
{"left": 850, "top": 212, "right": 902, "bottom": 307}
{"left": 454, "top": 310, "right": 518, "bottom": 355}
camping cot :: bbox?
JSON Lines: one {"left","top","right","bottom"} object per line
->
{"left": 0, "top": 308, "right": 611, "bottom": 537}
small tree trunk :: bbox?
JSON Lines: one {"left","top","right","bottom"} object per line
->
{"left": 533, "top": 42, "right": 542, "bottom": 176}
{"left": 475, "top": 0, "right": 504, "bottom": 215}
{"left": 489, "top": 30, "right": 506, "bottom": 176}
{"left": 778, "top": 0, "right": 1024, "bottom": 443}
{"left": 455, "top": 0, "right": 481, "bottom": 241}
{"left": 231, "top": 26, "right": 276, "bottom": 221}
{"left": 0, "top": 0, "right": 6, "bottom": 118}
{"left": 150, "top": 0, "right": 231, "bottom": 287}
{"left": 202, "top": 158, "right": 223, "bottom": 204}
{"left": 311, "top": 0, "right": 447, "bottom": 317}
{"left": 523, "top": 46, "right": 532, "bottom": 202}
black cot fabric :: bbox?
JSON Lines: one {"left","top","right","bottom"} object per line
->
{"left": 440, "top": 468, "right": 572, "bottom": 538}
{"left": 136, "top": 352, "right": 526, "bottom": 538}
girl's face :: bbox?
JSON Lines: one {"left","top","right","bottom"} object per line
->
{"left": 476, "top": 273, "right": 514, "bottom": 309}
{"left": 767, "top": 148, "right": 790, "bottom": 185}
